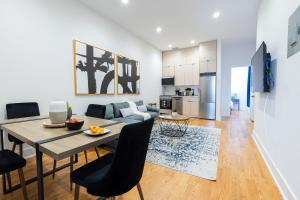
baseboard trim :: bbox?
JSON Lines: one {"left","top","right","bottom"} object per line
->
{"left": 252, "top": 131, "right": 297, "bottom": 200}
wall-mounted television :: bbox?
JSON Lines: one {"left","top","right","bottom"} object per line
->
{"left": 251, "top": 42, "right": 273, "bottom": 92}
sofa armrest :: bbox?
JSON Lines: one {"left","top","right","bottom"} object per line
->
{"left": 146, "top": 106, "right": 159, "bottom": 113}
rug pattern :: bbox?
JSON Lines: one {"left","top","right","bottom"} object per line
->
{"left": 146, "top": 123, "right": 221, "bottom": 180}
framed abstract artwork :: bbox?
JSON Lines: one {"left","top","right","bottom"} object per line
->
{"left": 117, "top": 55, "right": 140, "bottom": 94}
{"left": 73, "top": 40, "right": 116, "bottom": 95}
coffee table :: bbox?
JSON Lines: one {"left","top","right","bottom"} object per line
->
{"left": 158, "top": 114, "right": 190, "bottom": 137}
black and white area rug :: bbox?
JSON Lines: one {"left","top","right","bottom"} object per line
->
{"left": 146, "top": 124, "right": 221, "bottom": 180}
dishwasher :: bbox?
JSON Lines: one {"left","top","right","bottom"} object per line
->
{"left": 172, "top": 97, "right": 183, "bottom": 114}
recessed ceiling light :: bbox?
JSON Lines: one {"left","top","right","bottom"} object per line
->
{"left": 121, "top": 0, "right": 129, "bottom": 5}
{"left": 156, "top": 27, "right": 162, "bottom": 33}
{"left": 168, "top": 44, "right": 173, "bottom": 48}
{"left": 190, "top": 40, "right": 195, "bottom": 45}
{"left": 213, "top": 11, "right": 220, "bottom": 19}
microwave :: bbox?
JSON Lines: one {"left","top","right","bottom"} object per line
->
{"left": 161, "top": 78, "right": 175, "bottom": 85}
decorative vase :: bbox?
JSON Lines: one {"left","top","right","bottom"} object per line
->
{"left": 49, "top": 101, "right": 67, "bottom": 124}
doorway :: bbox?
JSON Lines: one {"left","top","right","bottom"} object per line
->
{"left": 231, "top": 66, "right": 249, "bottom": 112}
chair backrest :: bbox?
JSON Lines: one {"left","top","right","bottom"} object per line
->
{"left": 90, "top": 118, "right": 154, "bottom": 197}
{"left": 86, "top": 104, "right": 106, "bottom": 119}
{"left": 6, "top": 102, "right": 40, "bottom": 119}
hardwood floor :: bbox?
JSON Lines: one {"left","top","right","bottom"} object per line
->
{"left": 0, "top": 112, "right": 282, "bottom": 200}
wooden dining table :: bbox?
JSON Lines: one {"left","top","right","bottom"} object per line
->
{"left": 0, "top": 115, "right": 125, "bottom": 200}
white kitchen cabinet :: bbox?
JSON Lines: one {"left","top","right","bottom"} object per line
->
{"left": 200, "top": 60, "right": 217, "bottom": 73}
{"left": 183, "top": 65, "right": 193, "bottom": 85}
{"left": 182, "top": 97, "right": 199, "bottom": 117}
{"left": 175, "top": 64, "right": 199, "bottom": 86}
{"left": 183, "top": 47, "right": 199, "bottom": 65}
{"left": 162, "top": 51, "right": 175, "bottom": 67}
{"left": 192, "top": 64, "right": 199, "bottom": 85}
{"left": 199, "top": 41, "right": 217, "bottom": 61}
{"left": 175, "top": 65, "right": 185, "bottom": 85}
{"left": 199, "top": 41, "right": 217, "bottom": 73}
{"left": 162, "top": 66, "right": 175, "bottom": 77}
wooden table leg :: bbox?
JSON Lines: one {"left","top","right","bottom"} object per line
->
{"left": 35, "top": 144, "right": 44, "bottom": 200}
{"left": 70, "top": 156, "right": 74, "bottom": 191}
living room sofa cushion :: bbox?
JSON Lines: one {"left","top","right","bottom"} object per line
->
{"left": 135, "top": 100, "right": 144, "bottom": 106}
{"left": 105, "top": 104, "right": 114, "bottom": 119}
{"left": 126, "top": 114, "right": 144, "bottom": 121}
{"left": 137, "top": 105, "right": 147, "bottom": 112}
{"left": 111, "top": 117, "right": 140, "bottom": 124}
{"left": 120, "top": 108, "right": 134, "bottom": 118}
{"left": 146, "top": 106, "right": 159, "bottom": 113}
{"left": 86, "top": 104, "right": 106, "bottom": 119}
{"left": 146, "top": 111, "right": 159, "bottom": 118}
{"left": 111, "top": 102, "right": 130, "bottom": 118}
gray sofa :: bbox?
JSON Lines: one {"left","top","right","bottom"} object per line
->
{"left": 86, "top": 101, "right": 159, "bottom": 150}
{"left": 105, "top": 100, "right": 159, "bottom": 124}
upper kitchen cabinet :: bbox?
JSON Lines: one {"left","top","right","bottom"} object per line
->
{"left": 162, "top": 65, "right": 175, "bottom": 77}
{"left": 175, "top": 63, "right": 199, "bottom": 86}
{"left": 199, "top": 41, "right": 217, "bottom": 73}
{"left": 174, "top": 65, "right": 185, "bottom": 85}
{"left": 182, "top": 47, "right": 199, "bottom": 65}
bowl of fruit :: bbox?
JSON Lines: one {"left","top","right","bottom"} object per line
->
{"left": 65, "top": 118, "right": 84, "bottom": 130}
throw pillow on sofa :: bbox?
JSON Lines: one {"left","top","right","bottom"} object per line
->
{"left": 137, "top": 105, "right": 147, "bottom": 112}
{"left": 120, "top": 108, "right": 134, "bottom": 117}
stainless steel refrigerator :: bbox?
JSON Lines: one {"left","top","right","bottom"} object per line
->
{"left": 199, "top": 72, "right": 216, "bottom": 120}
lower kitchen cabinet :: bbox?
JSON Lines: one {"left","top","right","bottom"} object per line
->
{"left": 182, "top": 97, "right": 199, "bottom": 117}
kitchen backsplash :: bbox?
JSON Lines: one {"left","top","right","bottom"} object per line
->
{"left": 162, "top": 85, "right": 200, "bottom": 96}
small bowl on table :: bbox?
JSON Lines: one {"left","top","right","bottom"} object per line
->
{"left": 65, "top": 118, "right": 84, "bottom": 130}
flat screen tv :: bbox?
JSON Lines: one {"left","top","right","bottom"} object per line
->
{"left": 251, "top": 42, "right": 272, "bottom": 92}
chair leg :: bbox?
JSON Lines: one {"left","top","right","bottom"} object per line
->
{"left": 12, "top": 142, "right": 17, "bottom": 152}
{"left": 137, "top": 183, "right": 144, "bottom": 200}
{"left": 19, "top": 143, "right": 23, "bottom": 156}
{"left": 74, "top": 184, "right": 80, "bottom": 200}
{"left": 95, "top": 147, "right": 100, "bottom": 158}
{"left": 84, "top": 151, "right": 88, "bottom": 163}
{"left": 52, "top": 160, "right": 57, "bottom": 179}
{"left": 70, "top": 156, "right": 74, "bottom": 191}
{"left": 6, "top": 172, "right": 12, "bottom": 190}
{"left": 18, "top": 168, "right": 28, "bottom": 200}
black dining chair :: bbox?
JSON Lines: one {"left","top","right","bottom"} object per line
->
{"left": 71, "top": 118, "right": 154, "bottom": 200}
{"left": 6, "top": 103, "right": 64, "bottom": 182}
{"left": 6, "top": 102, "right": 40, "bottom": 156}
{"left": 0, "top": 150, "right": 28, "bottom": 200}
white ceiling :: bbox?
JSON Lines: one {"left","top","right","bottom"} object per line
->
{"left": 78, "top": 0, "right": 261, "bottom": 50}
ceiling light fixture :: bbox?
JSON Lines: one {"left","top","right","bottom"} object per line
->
{"left": 121, "top": 0, "right": 129, "bottom": 5}
{"left": 168, "top": 44, "right": 173, "bottom": 48}
{"left": 190, "top": 40, "right": 195, "bottom": 45}
{"left": 213, "top": 11, "right": 220, "bottom": 19}
{"left": 156, "top": 27, "right": 162, "bottom": 33}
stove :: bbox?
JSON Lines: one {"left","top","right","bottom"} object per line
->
{"left": 159, "top": 95, "right": 173, "bottom": 114}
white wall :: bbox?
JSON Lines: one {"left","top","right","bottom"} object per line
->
{"left": 0, "top": 0, "right": 162, "bottom": 155}
{"left": 253, "top": 0, "right": 300, "bottom": 199}
{"left": 221, "top": 39, "right": 256, "bottom": 117}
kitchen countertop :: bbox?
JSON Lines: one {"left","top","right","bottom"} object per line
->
{"left": 172, "top": 96, "right": 199, "bottom": 98}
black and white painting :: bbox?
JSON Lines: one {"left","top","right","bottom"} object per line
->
{"left": 288, "top": 6, "right": 300, "bottom": 58}
{"left": 74, "top": 40, "right": 115, "bottom": 95}
{"left": 117, "top": 56, "right": 140, "bottom": 94}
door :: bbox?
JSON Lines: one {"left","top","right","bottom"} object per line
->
{"left": 199, "top": 73, "right": 216, "bottom": 119}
